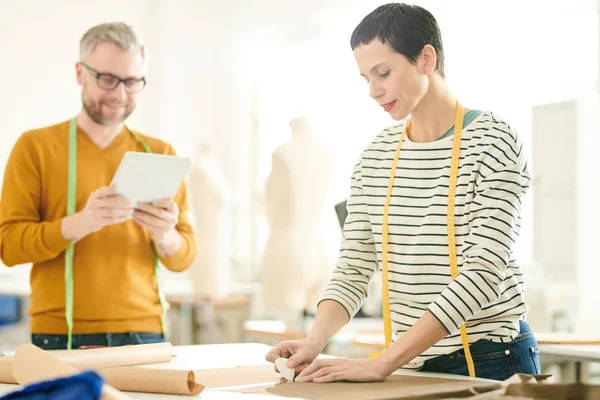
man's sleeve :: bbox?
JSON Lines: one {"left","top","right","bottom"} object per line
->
{"left": 0, "top": 134, "right": 71, "bottom": 266}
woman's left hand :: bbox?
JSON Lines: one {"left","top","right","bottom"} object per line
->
{"left": 294, "top": 357, "right": 391, "bottom": 383}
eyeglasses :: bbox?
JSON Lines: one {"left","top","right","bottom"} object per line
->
{"left": 81, "top": 62, "right": 146, "bottom": 93}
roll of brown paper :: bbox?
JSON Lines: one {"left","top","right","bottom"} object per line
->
{"left": 0, "top": 356, "right": 16, "bottom": 384}
{"left": 2, "top": 344, "right": 203, "bottom": 396}
{"left": 12, "top": 344, "right": 132, "bottom": 400}
{"left": 100, "top": 366, "right": 204, "bottom": 396}
{"left": 0, "top": 342, "right": 172, "bottom": 384}
{"left": 50, "top": 342, "right": 173, "bottom": 370}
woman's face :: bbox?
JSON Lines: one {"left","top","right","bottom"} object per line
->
{"left": 354, "top": 40, "right": 430, "bottom": 121}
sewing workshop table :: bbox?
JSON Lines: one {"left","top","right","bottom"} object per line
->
{"left": 538, "top": 344, "right": 600, "bottom": 382}
{"left": 0, "top": 343, "right": 493, "bottom": 399}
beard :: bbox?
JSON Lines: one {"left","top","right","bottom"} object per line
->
{"left": 82, "top": 93, "right": 135, "bottom": 127}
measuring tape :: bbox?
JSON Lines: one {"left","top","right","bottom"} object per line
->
{"left": 65, "top": 118, "right": 168, "bottom": 350}
{"left": 369, "top": 102, "right": 476, "bottom": 377}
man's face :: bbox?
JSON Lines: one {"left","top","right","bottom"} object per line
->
{"left": 76, "top": 42, "right": 145, "bottom": 127}
{"left": 354, "top": 40, "right": 428, "bottom": 121}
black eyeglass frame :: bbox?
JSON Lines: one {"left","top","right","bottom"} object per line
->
{"left": 81, "top": 62, "right": 147, "bottom": 93}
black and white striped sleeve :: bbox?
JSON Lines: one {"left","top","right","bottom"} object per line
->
{"left": 320, "top": 158, "right": 378, "bottom": 319}
{"left": 428, "top": 132, "right": 531, "bottom": 334}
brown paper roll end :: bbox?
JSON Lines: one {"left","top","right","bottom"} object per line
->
{"left": 188, "top": 371, "right": 205, "bottom": 395}
{"left": 0, "top": 356, "right": 16, "bottom": 384}
{"left": 13, "top": 344, "right": 78, "bottom": 385}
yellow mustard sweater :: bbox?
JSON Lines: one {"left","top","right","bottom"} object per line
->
{"left": 0, "top": 120, "right": 197, "bottom": 334}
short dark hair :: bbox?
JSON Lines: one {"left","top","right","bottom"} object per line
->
{"left": 350, "top": 3, "right": 445, "bottom": 77}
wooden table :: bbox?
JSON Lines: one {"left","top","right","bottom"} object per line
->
{"left": 243, "top": 318, "right": 382, "bottom": 349}
{"left": 0, "top": 343, "right": 494, "bottom": 399}
{"left": 534, "top": 332, "right": 600, "bottom": 346}
{"left": 165, "top": 281, "right": 252, "bottom": 345}
{"left": 243, "top": 320, "right": 305, "bottom": 342}
{"left": 538, "top": 344, "right": 600, "bottom": 382}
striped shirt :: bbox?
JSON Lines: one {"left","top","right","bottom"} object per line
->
{"left": 321, "top": 111, "right": 531, "bottom": 369}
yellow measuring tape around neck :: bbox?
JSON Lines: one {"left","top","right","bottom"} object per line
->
{"left": 66, "top": 118, "right": 168, "bottom": 350}
{"left": 369, "top": 102, "right": 476, "bottom": 377}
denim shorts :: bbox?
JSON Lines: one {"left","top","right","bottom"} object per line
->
{"left": 31, "top": 332, "right": 165, "bottom": 350}
{"left": 420, "top": 321, "right": 540, "bottom": 381}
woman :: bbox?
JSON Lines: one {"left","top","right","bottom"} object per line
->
{"left": 265, "top": 3, "right": 539, "bottom": 382}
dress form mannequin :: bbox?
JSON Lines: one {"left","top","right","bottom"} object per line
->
{"left": 260, "top": 116, "right": 333, "bottom": 329}
{"left": 188, "top": 142, "right": 232, "bottom": 298}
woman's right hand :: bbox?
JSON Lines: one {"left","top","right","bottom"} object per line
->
{"left": 265, "top": 337, "right": 323, "bottom": 376}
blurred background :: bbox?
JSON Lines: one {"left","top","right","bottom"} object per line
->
{"left": 0, "top": 0, "right": 598, "bottom": 384}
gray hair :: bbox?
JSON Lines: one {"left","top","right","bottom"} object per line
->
{"left": 79, "top": 22, "right": 145, "bottom": 61}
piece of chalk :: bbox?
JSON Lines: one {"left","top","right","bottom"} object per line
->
{"left": 274, "top": 357, "right": 295, "bottom": 382}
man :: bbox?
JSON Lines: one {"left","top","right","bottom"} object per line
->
{"left": 266, "top": 3, "right": 538, "bottom": 382}
{"left": 0, "top": 22, "right": 197, "bottom": 349}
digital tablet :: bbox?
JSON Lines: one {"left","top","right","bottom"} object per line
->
{"left": 110, "top": 151, "right": 192, "bottom": 206}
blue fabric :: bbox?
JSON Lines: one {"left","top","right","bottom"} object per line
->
{"left": 32, "top": 332, "right": 165, "bottom": 350}
{"left": 0, "top": 370, "right": 103, "bottom": 400}
{"left": 420, "top": 321, "right": 541, "bottom": 380}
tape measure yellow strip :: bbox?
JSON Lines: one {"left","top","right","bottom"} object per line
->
{"left": 65, "top": 119, "right": 169, "bottom": 349}
{"left": 130, "top": 131, "right": 169, "bottom": 338}
{"left": 369, "top": 102, "right": 476, "bottom": 378}
{"left": 65, "top": 118, "right": 77, "bottom": 351}
{"left": 447, "top": 104, "right": 475, "bottom": 377}
{"left": 368, "top": 124, "right": 408, "bottom": 359}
